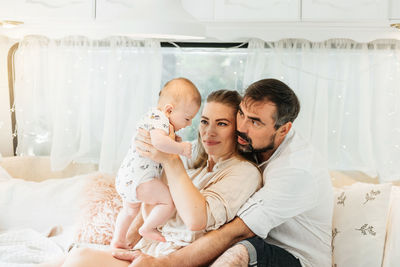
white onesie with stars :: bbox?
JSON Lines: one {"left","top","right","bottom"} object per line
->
{"left": 115, "top": 108, "right": 170, "bottom": 203}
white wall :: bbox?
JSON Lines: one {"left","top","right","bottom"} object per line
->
{"left": 0, "top": 36, "right": 17, "bottom": 157}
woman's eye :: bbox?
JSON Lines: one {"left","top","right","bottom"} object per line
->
{"left": 200, "top": 120, "right": 208, "bottom": 125}
{"left": 218, "top": 122, "right": 227, "bottom": 126}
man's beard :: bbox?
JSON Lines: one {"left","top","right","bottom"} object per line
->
{"left": 236, "top": 131, "right": 276, "bottom": 154}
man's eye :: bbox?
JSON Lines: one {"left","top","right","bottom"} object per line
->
{"left": 252, "top": 120, "right": 260, "bottom": 126}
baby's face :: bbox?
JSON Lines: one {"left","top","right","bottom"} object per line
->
{"left": 169, "top": 101, "right": 200, "bottom": 131}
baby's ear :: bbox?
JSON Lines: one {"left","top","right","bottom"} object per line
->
{"left": 163, "top": 104, "right": 174, "bottom": 116}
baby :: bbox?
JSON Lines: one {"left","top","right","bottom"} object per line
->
{"left": 112, "top": 77, "right": 201, "bottom": 248}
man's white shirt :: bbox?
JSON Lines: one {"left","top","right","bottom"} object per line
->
{"left": 237, "top": 129, "right": 334, "bottom": 267}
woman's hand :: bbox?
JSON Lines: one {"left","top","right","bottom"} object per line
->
{"left": 135, "top": 127, "right": 177, "bottom": 164}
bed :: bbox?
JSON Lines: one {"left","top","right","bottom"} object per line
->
{"left": 0, "top": 156, "right": 100, "bottom": 266}
{"left": 0, "top": 156, "right": 399, "bottom": 267}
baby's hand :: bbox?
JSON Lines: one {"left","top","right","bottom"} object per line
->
{"left": 181, "top": 142, "right": 192, "bottom": 159}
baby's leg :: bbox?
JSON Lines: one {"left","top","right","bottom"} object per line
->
{"left": 136, "top": 179, "right": 175, "bottom": 242}
{"left": 111, "top": 201, "right": 141, "bottom": 249}
{"left": 141, "top": 203, "right": 156, "bottom": 221}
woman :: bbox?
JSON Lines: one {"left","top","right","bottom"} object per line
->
{"left": 46, "top": 90, "right": 261, "bottom": 267}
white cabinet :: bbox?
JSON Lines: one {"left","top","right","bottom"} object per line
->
{"left": 96, "top": 0, "right": 299, "bottom": 22}
{"left": 390, "top": 0, "right": 400, "bottom": 19}
{"left": 302, "top": 0, "right": 388, "bottom": 21}
{"left": 95, "top": 0, "right": 214, "bottom": 20}
{"left": 0, "top": 0, "right": 94, "bottom": 21}
{"left": 182, "top": 0, "right": 214, "bottom": 21}
{"left": 0, "top": 0, "right": 17, "bottom": 19}
{"left": 214, "top": 0, "right": 299, "bottom": 21}
{"left": 95, "top": 0, "right": 132, "bottom": 20}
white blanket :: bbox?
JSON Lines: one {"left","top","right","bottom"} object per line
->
{"left": 0, "top": 229, "right": 68, "bottom": 266}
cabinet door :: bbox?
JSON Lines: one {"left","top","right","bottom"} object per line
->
{"left": 214, "top": 0, "right": 300, "bottom": 21}
{"left": 0, "top": 0, "right": 94, "bottom": 20}
{"left": 95, "top": 0, "right": 132, "bottom": 19}
{"left": 0, "top": 1, "right": 18, "bottom": 19}
{"left": 96, "top": 0, "right": 214, "bottom": 21}
{"left": 302, "top": 0, "right": 388, "bottom": 21}
{"left": 390, "top": 0, "right": 400, "bottom": 19}
{"left": 182, "top": 0, "right": 214, "bottom": 21}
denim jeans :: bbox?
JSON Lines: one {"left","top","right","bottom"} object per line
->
{"left": 237, "top": 236, "right": 302, "bottom": 267}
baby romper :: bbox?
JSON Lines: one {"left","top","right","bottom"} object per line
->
{"left": 115, "top": 108, "right": 170, "bottom": 203}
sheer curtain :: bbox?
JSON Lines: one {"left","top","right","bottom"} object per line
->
{"left": 244, "top": 39, "right": 400, "bottom": 182}
{"left": 161, "top": 46, "right": 248, "bottom": 141}
{"left": 14, "top": 36, "right": 162, "bottom": 173}
{"left": 13, "top": 37, "right": 400, "bottom": 180}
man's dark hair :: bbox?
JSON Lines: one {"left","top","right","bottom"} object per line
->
{"left": 244, "top": 79, "right": 300, "bottom": 129}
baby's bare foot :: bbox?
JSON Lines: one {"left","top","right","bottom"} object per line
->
{"left": 139, "top": 227, "right": 166, "bottom": 242}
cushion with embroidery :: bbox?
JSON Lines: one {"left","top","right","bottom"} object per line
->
{"left": 382, "top": 186, "right": 400, "bottom": 267}
{"left": 332, "top": 182, "right": 392, "bottom": 267}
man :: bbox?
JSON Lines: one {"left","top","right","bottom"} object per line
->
{"left": 114, "top": 78, "right": 333, "bottom": 267}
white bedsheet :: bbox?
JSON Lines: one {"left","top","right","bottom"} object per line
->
{"left": 0, "top": 228, "right": 71, "bottom": 266}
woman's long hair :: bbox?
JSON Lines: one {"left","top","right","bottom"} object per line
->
{"left": 191, "top": 90, "right": 242, "bottom": 169}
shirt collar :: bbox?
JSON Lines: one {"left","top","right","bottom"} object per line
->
{"left": 206, "top": 155, "right": 237, "bottom": 172}
{"left": 257, "top": 128, "right": 295, "bottom": 169}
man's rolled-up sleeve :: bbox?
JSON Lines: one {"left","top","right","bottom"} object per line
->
{"left": 237, "top": 168, "right": 318, "bottom": 239}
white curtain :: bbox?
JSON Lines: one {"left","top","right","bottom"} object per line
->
{"left": 244, "top": 39, "right": 400, "bottom": 182}
{"left": 12, "top": 37, "right": 400, "bottom": 181}
{"left": 14, "top": 36, "right": 162, "bottom": 173}
{"left": 161, "top": 46, "right": 247, "bottom": 141}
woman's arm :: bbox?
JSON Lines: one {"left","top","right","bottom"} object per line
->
{"left": 163, "top": 155, "right": 207, "bottom": 231}
{"left": 136, "top": 128, "right": 207, "bottom": 231}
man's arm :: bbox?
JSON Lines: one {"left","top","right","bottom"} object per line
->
{"left": 114, "top": 217, "right": 254, "bottom": 267}
{"left": 163, "top": 217, "right": 254, "bottom": 266}
{"left": 169, "top": 217, "right": 254, "bottom": 266}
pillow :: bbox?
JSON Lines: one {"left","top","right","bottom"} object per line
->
{"left": 0, "top": 173, "right": 95, "bottom": 233}
{"left": 382, "top": 186, "right": 400, "bottom": 267}
{"left": 332, "top": 182, "right": 392, "bottom": 267}
{"left": 0, "top": 165, "right": 12, "bottom": 181}
{"left": 0, "top": 153, "right": 13, "bottom": 181}
{"left": 74, "top": 174, "right": 122, "bottom": 245}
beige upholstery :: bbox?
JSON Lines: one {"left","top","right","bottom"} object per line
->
{"left": 1, "top": 156, "right": 398, "bottom": 186}
{"left": 0, "top": 156, "right": 98, "bottom": 182}
{"left": 330, "top": 170, "right": 378, "bottom": 187}
{"left": 330, "top": 170, "right": 399, "bottom": 187}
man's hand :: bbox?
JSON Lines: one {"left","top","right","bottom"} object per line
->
{"left": 112, "top": 250, "right": 168, "bottom": 267}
